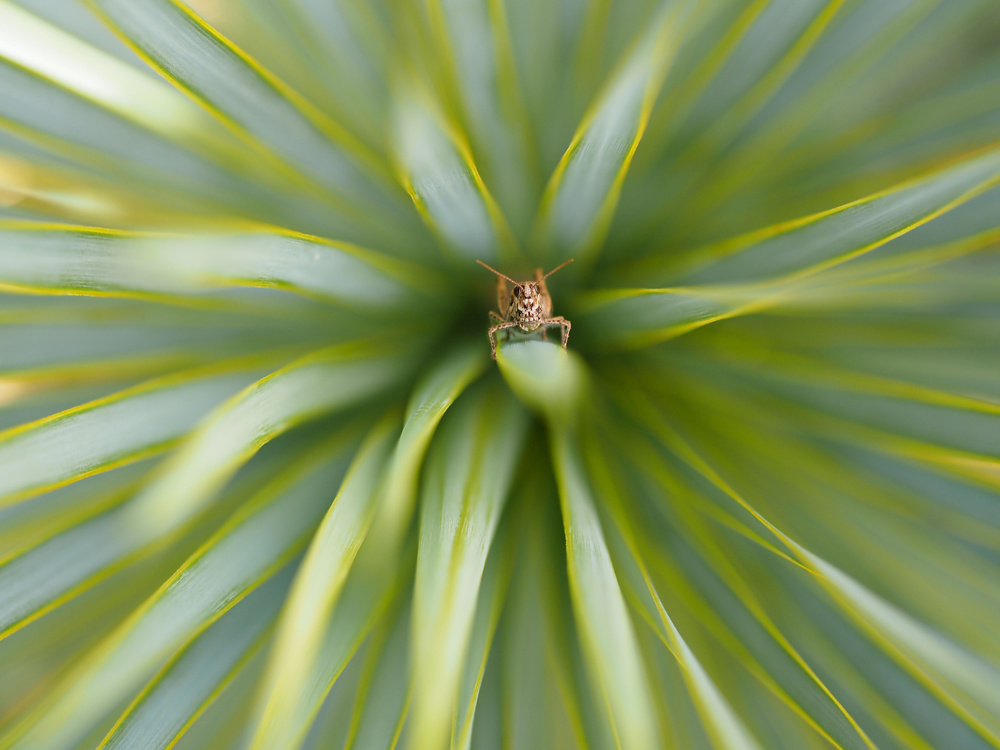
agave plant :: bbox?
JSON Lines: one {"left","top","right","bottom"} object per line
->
{"left": 2, "top": 0, "right": 1000, "bottom": 748}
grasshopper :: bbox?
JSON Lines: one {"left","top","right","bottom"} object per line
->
{"left": 476, "top": 259, "right": 573, "bottom": 360}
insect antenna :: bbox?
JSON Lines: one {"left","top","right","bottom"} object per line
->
{"left": 542, "top": 258, "right": 574, "bottom": 279}
{"left": 476, "top": 260, "right": 518, "bottom": 285}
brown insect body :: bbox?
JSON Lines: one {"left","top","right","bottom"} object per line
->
{"left": 477, "top": 259, "right": 573, "bottom": 360}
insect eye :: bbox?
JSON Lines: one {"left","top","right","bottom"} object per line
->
{"left": 513, "top": 287, "right": 520, "bottom": 297}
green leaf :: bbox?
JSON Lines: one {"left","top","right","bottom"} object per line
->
{"left": 677, "top": 0, "right": 848, "bottom": 157}
{"left": 0, "top": 56, "right": 258, "bottom": 221}
{"left": 246, "top": 416, "right": 398, "bottom": 750}
{"left": 650, "top": 601, "right": 764, "bottom": 750}
{"left": 496, "top": 340, "right": 586, "bottom": 427}
{"left": 363, "top": 341, "right": 489, "bottom": 558}
{"left": 500, "top": 517, "right": 583, "bottom": 750}
{"left": 453, "top": 524, "right": 512, "bottom": 750}
{"left": 587, "top": 145, "right": 1000, "bottom": 349}
{"left": 122, "top": 341, "right": 415, "bottom": 538}
{"left": 0, "top": 355, "right": 269, "bottom": 506}
{"left": 0, "top": 344, "right": 399, "bottom": 635}
{"left": 575, "top": 229, "right": 996, "bottom": 347}
{"left": 670, "top": 342, "right": 1000, "bottom": 467}
{"left": 0, "top": 303, "right": 342, "bottom": 382}
{"left": 0, "top": 147, "right": 208, "bottom": 226}
{"left": 583, "top": 437, "right": 764, "bottom": 750}
{"left": 410, "top": 385, "right": 528, "bottom": 749}
{"left": 297, "top": 632, "right": 368, "bottom": 750}
{"left": 170, "top": 647, "right": 269, "bottom": 750}
{"left": 342, "top": 599, "right": 412, "bottom": 750}
{"left": 0, "top": 432, "right": 356, "bottom": 750}
{"left": 683, "top": 0, "right": 945, "bottom": 218}
{"left": 247, "top": 342, "right": 486, "bottom": 750}
{"left": 0, "top": 553, "right": 191, "bottom": 728}
{"left": 391, "top": 80, "right": 514, "bottom": 263}
{"left": 600, "top": 394, "right": 883, "bottom": 750}
{"left": 1, "top": 0, "right": 999, "bottom": 747}
{"left": 0, "top": 222, "right": 448, "bottom": 312}
{"left": 657, "top": 142, "right": 1000, "bottom": 285}
{"left": 774, "top": 567, "right": 991, "bottom": 750}
{"left": 251, "top": 0, "right": 389, "bottom": 142}
{"left": 419, "top": 0, "right": 537, "bottom": 233}
{"left": 793, "top": 546, "right": 1000, "bottom": 742}
{"left": 84, "top": 0, "right": 413, "bottom": 237}
{"left": 0, "top": 461, "right": 145, "bottom": 560}
{"left": 0, "top": 1, "right": 246, "bottom": 170}
{"left": 549, "top": 430, "right": 661, "bottom": 749}
{"left": 0, "top": 423, "right": 332, "bottom": 643}
{"left": 664, "top": 383, "right": 1000, "bottom": 744}
{"left": 0, "top": 484, "right": 142, "bottom": 639}
{"left": 573, "top": 286, "right": 741, "bottom": 350}
{"left": 531, "top": 5, "right": 679, "bottom": 264}
{"left": 96, "top": 583, "right": 276, "bottom": 750}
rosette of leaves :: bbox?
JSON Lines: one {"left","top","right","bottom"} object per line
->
{"left": 1, "top": 0, "right": 1000, "bottom": 748}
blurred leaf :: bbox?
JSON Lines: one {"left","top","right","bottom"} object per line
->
{"left": 583, "top": 434, "right": 765, "bottom": 750}
{"left": 0, "top": 431, "right": 355, "bottom": 750}
{"left": 0, "top": 422, "right": 340, "bottom": 646}
{"left": 0, "top": 356, "right": 269, "bottom": 506}
{"left": 675, "top": 0, "right": 849, "bottom": 158}
{"left": 500, "top": 502, "right": 582, "bottom": 750}
{"left": 496, "top": 340, "right": 585, "bottom": 427}
{"left": 549, "top": 430, "right": 661, "bottom": 749}
{"left": 246, "top": 416, "right": 397, "bottom": 750}
{"left": 96, "top": 584, "right": 275, "bottom": 750}
{"left": 123, "top": 341, "right": 414, "bottom": 538}
{"left": 575, "top": 227, "right": 997, "bottom": 348}
{"left": 362, "top": 341, "right": 488, "bottom": 559}
{"left": 668, "top": 398, "right": 999, "bottom": 744}
{"left": 247, "top": 342, "right": 486, "bottom": 750}
{"left": 0, "top": 316, "right": 324, "bottom": 383}
{"left": 0, "top": 148, "right": 218, "bottom": 226}
{"left": 170, "top": 645, "right": 269, "bottom": 750}
{"left": 648, "top": 141, "right": 1000, "bottom": 284}
{"left": 342, "top": 598, "right": 411, "bottom": 750}
{"left": 419, "top": 0, "right": 537, "bottom": 233}
{"left": 391, "top": 80, "right": 515, "bottom": 264}
{"left": 84, "top": 0, "right": 414, "bottom": 240}
{"left": 677, "top": 0, "right": 946, "bottom": 221}
{"left": 259, "top": 0, "right": 390, "bottom": 139}
{"left": 602, "top": 389, "right": 886, "bottom": 750}
{"left": 798, "top": 547, "right": 1000, "bottom": 742}
{"left": 532, "top": 4, "right": 679, "bottom": 264}
{"left": 453, "top": 525, "right": 511, "bottom": 750}
{"left": 298, "top": 634, "right": 368, "bottom": 750}
{"left": 410, "top": 385, "right": 528, "bottom": 748}
{"left": 0, "top": 1, "right": 247, "bottom": 170}
{"left": 0, "top": 462, "right": 145, "bottom": 560}
{"left": 586, "top": 143, "right": 1000, "bottom": 349}
{"left": 0, "top": 222, "right": 447, "bottom": 312}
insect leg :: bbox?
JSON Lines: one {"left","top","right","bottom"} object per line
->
{"left": 489, "top": 311, "right": 504, "bottom": 324}
{"left": 542, "top": 317, "right": 571, "bottom": 349}
{"left": 488, "top": 322, "right": 519, "bottom": 360}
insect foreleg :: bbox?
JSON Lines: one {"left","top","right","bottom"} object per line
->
{"left": 488, "top": 322, "right": 519, "bottom": 360}
{"left": 541, "top": 317, "right": 571, "bottom": 349}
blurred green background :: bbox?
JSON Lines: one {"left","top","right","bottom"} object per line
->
{"left": 1, "top": 0, "right": 999, "bottom": 748}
